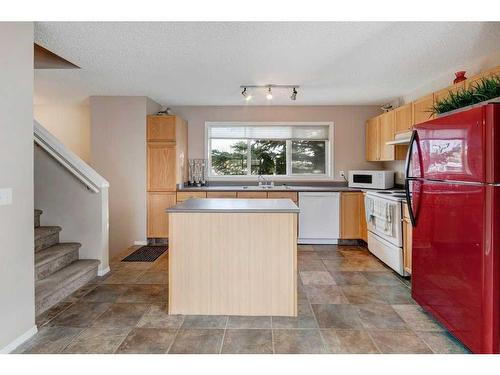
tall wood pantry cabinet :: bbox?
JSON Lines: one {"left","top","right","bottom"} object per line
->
{"left": 146, "top": 115, "right": 188, "bottom": 238}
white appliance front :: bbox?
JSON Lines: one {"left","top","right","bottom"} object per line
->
{"left": 364, "top": 194, "right": 402, "bottom": 247}
{"left": 348, "top": 170, "right": 394, "bottom": 189}
{"left": 298, "top": 192, "right": 339, "bottom": 244}
{"left": 367, "top": 232, "right": 407, "bottom": 276}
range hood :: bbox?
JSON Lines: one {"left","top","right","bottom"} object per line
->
{"left": 386, "top": 131, "right": 412, "bottom": 145}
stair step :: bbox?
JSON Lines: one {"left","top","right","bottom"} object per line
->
{"left": 35, "top": 243, "right": 81, "bottom": 281}
{"left": 35, "top": 259, "right": 100, "bottom": 315}
{"left": 35, "top": 226, "right": 62, "bottom": 252}
{"left": 34, "top": 209, "right": 43, "bottom": 228}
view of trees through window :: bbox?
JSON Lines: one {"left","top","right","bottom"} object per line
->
{"left": 210, "top": 138, "right": 327, "bottom": 176}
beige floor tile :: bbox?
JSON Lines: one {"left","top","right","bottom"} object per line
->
{"left": 304, "top": 285, "right": 348, "bottom": 304}
{"left": 321, "top": 329, "right": 380, "bottom": 354}
{"left": 221, "top": 329, "right": 273, "bottom": 354}
{"left": 368, "top": 329, "right": 432, "bottom": 354}
{"left": 227, "top": 315, "right": 272, "bottom": 329}
{"left": 92, "top": 303, "right": 150, "bottom": 328}
{"left": 355, "top": 304, "right": 408, "bottom": 330}
{"left": 272, "top": 303, "right": 318, "bottom": 329}
{"left": 392, "top": 304, "right": 445, "bottom": 332}
{"left": 273, "top": 329, "right": 328, "bottom": 354}
{"left": 168, "top": 329, "right": 224, "bottom": 354}
{"left": 16, "top": 326, "right": 84, "bottom": 354}
{"left": 80, "top": 284, "right": 129, "bottom": 303}
{"left": 181, "top": 315, "right": 228, "bottom": 329}
{"left": 115, "top": 327, "right": 177, "bottom": 354}
{"left": 415, "top": 331, "right": 470, "bottom": 354}
{"left": 63, "top": 327, "right": 131, "bottom": 354}
{"left": 48, "top": 302, "right": 111, "bottom": 328}
{"left": 137, "top": 304, "right": 184, "bottom": 329}
{"left": 311, "top": 304, "right": 363, "bottom": 329}
{"left": 299, "top": 271, "right": 336, "bottom": 285}
{"left": 115, "top": 284, "right": 167, "bottom": 303}
{"left": 341, "top": 285, "right": 388, "bottom": 304}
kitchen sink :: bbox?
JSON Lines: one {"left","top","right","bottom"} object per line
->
{"left": 241, "top": 185, "right": 293, "bottom": 190}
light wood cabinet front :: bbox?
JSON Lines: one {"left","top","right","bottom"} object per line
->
{"left": 394, "top": 103, "right": 413, "bottom": 134}
{"left": 237, "top": 191, "right": 268, "bottom": 199}
{"left": 147, "top": 115, "right": 176, "bottom": 141}
{"left": 340, "top": 192, "right": 366, "bottom": 240}
{"left": 412, "top": 93, "right": 435, "bottom": 125}
{"left": 466, "top": 66, "right": 500, "bottom": 90}
{"left": 176, "top": 191, "right": 207, "bottom": 202}
{"left": 147, "top": 142, "right": 177, "bottom": 191}
{"left": 206, "top": 191, "right": 238, "bottom": 198}
{"left": 379, "top": 112, "right": 395, "bottom": 161}
{"left": 267, "top": 191, "right": 298, "bottom": 203}
{"left": 147, "top": 192, "right": 177, "bottom": 237}
{"left": 434, "top": 81, "right": 465, "bottom": 103}
{"left": 365, "top": 117, "right": 380, "bottom": 161}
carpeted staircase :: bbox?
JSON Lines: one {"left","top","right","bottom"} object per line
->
{"left": 34, "top": 209, "right": 99, "bottom": 315}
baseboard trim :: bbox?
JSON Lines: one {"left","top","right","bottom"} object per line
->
{"left": 98, "top": 266, "right": 110, "bottom": 276}
{"left": 298, "top": 239, "right": 339, "bottom": 245}
{"left": 134, "top": 240, "right": 147, "bottom": 246}
{"left": 0, "top": 325, "right": 38, "bottom": 353}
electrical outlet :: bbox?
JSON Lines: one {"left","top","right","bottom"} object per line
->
{"left": 0, "top": 188, "right": 13, "bottom": 206}
{"left": 339, "top": 170, "right": 345, "bottom": 178}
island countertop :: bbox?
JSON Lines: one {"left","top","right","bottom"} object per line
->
{"left": 166, "top": 198, "right": 300, "bottom": 213}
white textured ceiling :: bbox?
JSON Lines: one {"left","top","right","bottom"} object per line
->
{"left": 34, "top": 22, "right": 500, "bottom": 106}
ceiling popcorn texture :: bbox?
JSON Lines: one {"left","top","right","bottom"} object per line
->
{"left": 34, "top": 22, "right": 500, "bottom": 106}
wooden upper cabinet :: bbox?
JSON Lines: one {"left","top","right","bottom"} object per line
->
{"left": 147, "top": 142, "right": 177, "bottom": 191}
{"left": 434, "top": 81, "right": 466, "bottom": 104}
{"left": 394, "top": 103, "right": 413, "bottom": 134}
{"left": 412, "top": 93, "right": 435, "bottom": 125}
{"left": 365, "top": 116, "right": 380, "bottom": 161}
{"left": 147, "top": 115, "right": 176, "bottom": 141}
{"left": 466, "top": 66, "right": 500, "bottom": 90}
{"left": 378, "top": 111, "right": 395, "bottom": 161}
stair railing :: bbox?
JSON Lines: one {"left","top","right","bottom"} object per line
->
{"left": 33, "top": 120, "right": 109, "bottom": 193}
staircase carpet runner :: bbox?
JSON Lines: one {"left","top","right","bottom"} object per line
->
{"left": 122, "top": 245, "right": 168, "bottom": 262}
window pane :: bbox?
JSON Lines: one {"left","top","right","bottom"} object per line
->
{"left": 210, "top": 139, "right": 248, "bottom": 175}
{"left": 250, "top": 140, "right": 286, "bottom": 175}
{"left": 291, "top": 141, "right": 326, "bottom": 174}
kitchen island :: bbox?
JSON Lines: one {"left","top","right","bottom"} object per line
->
{"left": 166, "top": 198, "right": 299, "bottom": 317}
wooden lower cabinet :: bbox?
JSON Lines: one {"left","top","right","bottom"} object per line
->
{"left": 236, "top": 191, "right": 268, "bottom": 199}
{"left": 340, "top": 192, "right": 367, "bottom": 240}
{"left": 176, "top": 191, "right": 207, "bottom": 202}
{"left": 206, "top": 191, "right": 237, "bottom": 198}
{"left": 147, "top": 192, "right": 177, "bottom": 237}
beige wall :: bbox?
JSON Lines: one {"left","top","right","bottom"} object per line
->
{"left": 171, "top": 105, "right": 382, "bottom": 181}
{"left": 90, "top": 96, "right": 160, "bottom": 256}
{"left": 34, "top": 101, "right": 91, "bottom": 162}
{"left": 0, "top": 22, "right": 36, "bottom": 352}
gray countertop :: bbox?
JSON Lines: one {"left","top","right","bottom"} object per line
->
{"left": 166, "top": 198, "right": 300, "bottom": 213}
{"left": 177, "top": 185, "right": 362, "bottom": 192}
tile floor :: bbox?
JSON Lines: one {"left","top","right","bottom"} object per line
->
{"left": 15, "top": 245, "right": 470, "bottom": 354}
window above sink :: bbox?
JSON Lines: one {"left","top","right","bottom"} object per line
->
{"left": 206, "top": 122, "right": 334, "bottom": 180}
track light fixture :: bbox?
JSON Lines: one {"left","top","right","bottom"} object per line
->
{"left": 241, "top": 87, "right": 252, "bottom": 101}
{"left": 239, "top": 84, "right": 300, "bottom": 101}
{"left": 266, "top": 87, "right": 273, "bottom": 100}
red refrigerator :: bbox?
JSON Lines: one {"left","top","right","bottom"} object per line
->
{"left": 405, "top": 103, "right": 500, "bottom": 354}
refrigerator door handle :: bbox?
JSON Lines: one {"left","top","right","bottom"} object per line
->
{"left": 404, "top": 129, "right": 418, "bottom": 227}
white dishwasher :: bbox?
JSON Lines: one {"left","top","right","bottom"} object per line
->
{"left": 298, "top": 192, "right": 340, "bottom": 244}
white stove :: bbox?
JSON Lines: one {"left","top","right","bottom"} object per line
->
{"left": 364, "top": 189, "right": 408, "bottom": 276}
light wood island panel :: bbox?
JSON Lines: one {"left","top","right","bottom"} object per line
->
{"left": 168, "top": 211, "right": 297, "bottom": 316}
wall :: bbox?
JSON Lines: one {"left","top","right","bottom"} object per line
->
{"left": 34, "top": 101, "right": 91, "bottom": 162}
{"left": 171, "top": 105, "right": 382, "bottom": 181}
{"left": 0, "top": 23, "right": 36, "bottom": 352}
{"left": 34, "top": 146, "right": 109, "bottom": 275}
{"left": 90, "top": 96, "right": 160, "bottom": 257}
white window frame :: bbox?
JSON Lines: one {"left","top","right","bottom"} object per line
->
{"left": 205, "top": 121, "right": 334, "bottom": 181}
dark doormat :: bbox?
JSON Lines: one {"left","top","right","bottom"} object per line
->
{"left": 122, "top": 245, "right": 168, "bottom": 262}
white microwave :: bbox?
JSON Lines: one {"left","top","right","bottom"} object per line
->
{"left": 348, "top": 170, "right": 394, "bottom": 189}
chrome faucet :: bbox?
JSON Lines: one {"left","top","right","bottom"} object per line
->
{"left": 258, "top": 175, "right": 274, "bottom": 188}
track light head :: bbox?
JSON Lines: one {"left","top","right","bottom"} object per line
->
{"left": 241, "top": 87, "right": 252, "bottom": 101}
{"left": 266, "top": 87, "right": 273, "bottom": 100}
{"left": 290, "top": 87, "right": 298, "bottom": 101}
